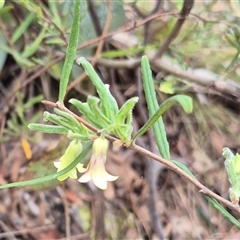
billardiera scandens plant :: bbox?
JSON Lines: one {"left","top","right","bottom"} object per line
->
{"left": 222, "top": 147, "right": 240, "bottom": 205}
{"left": 1, "top": 0, "right": 239, "bottom": 227}
{"left": 28, "top": 57, "right": 139, "bottom": 189}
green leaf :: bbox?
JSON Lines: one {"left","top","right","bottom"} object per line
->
{"left": 22, "top": 26, "right": 47, "bottom": 58}
{"left": 159, "top": 81, "right": 176, "bottom": 94}
{"left": 171, "top": 160, "right": 197, "bottom": 179}
{"left": 67, "top": 130, "right": 89, "bottom": 142}
{"left": 87, "top": 96, "right": 112, "bottom": 127}
{"left": 69, "top": 98, "right": 102, "bottom": 128}
{"left": 132, "top": 94, "right": 192, "bottom": 143}
{"left": 43, "top": 111, "right": 78, "bottom": 133}
{"left": 6, "top": 120, "right": 20, "bottom": 135}
{"left": 58, "top": 0, "right": 80, "bottom": 103}
{"left": 113, "top": 125, "right": 133, "bottom": 144}
{"left": 140, "top": 55, "right": 170, "bottom": 160}
{"left": 115, "top": 97, "right": 138, "bottom": 125}
{"left": 28, "top": 123, "right": 68, "bottom": 134}
{"left": 11, "top": 12, "right": 35, "bottom": 43}
{"left": 113, "top": 97, "right": 138, "bottom": 143}
{"left": 225, "top": 34, "right": 240, "bottom": 51}
{"left": 23, "top": 95, "right": 43, "bottom": 109}
{"left": 205, "top": 196, "right": 240, "bottom": 228}
{"left": 0, "top": 143, "right": 92, "bottom": 189}
{"left": 48, "top": 1, "right": 61, "bottom": 28}
{"left": 76, "top": 57, "right": 118, "bottom": 120}
{"left": 0, "top": 42, "right": 34, "bottom": 67}
{"left": 28, "top": 112, "right": 42, "bottom": 126}
{"left": 17, "top": 1, "right": 43, "bottom": 19}
{"left": 105, "top": 84, "right": 119, "bottom": 120}
{"left": 101, "top": 46, "right": 146, "bottom": 58}
{"left": 54, "top": 108, "right": 87, "bottom": 134}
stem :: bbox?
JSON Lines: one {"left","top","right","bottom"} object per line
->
{"left": 42, "top": 100, "right": 240, "bottom": 215}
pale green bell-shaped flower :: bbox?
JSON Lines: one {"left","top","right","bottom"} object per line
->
{"left": 54, "top": 140, "right": 84, "bottom": 181}
{"left": 78, "top": 136, "right": 118, "bottom": 190}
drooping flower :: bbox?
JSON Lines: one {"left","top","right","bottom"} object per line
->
{"left": 78, "top": 136, "right": 118, "bottom": 190}
{"left": 54, "top": 140, "right": 85, "bottom": 181}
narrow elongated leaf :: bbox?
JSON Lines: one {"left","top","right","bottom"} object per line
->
{"left": 67, "top": 130, "right": 89, "bottom": 142}
{"left": 54, "top": 108, "right": 86, "bottom": 134}
{"left": 49, "top": 1, "right": 61, "bottom": 28}
{"left": 172, "top": 159, "right": 240, "bottom": 228}
{"left": 43, "top": 111, "right": 80, "bottom": 133}
{"left": 43, "top": 111, "right": 63, "bottom": 124}
{"left": 133, "top": 95, "right": 192, "bottom": 142}
{"left": 101, "top": 46, "right": 146, "bottom": 58}
{"left": 134, "top": 57, "right": 165, "bottom": 155}
{"left": 11, "top": 12, "right": 35, "bottom": 43}
{"left": 114, "top": 97, "right": 138, "bottom": 143}
{"left": 0, "top": 143, "right": 92, "bottom": 189}
{"left": 225, "top": 35, "right": 240, "bottom": 51}
{"left": 28, "top": 123, "right": 68, "bottom": 134}
{"left": 23, "top": 95, "right": 43, "bottom": 109}
{"left": 76, "top": 57, "right": 118, "bottom": 120}
{"left": 171, "top": 160, "right": 197, "bottom": 179}
{"left": 58, "top": 0, "right": 80, "bottom": 103}
{"left": 22, "top": 26, "right": 47, "bottom": 58}
{"left": 140, "top": 55, "right": 170, "bottom": 160}
{"left": 105, "top": 84, "right": 119, "bottom": 120}
{"left": 0, "top": 42, "right": 34, "bottom": 67}
{"left": 171, "top": 160, "right": 240, "bottom": 228}
{"left": 115, "top": 97, "right": 138, "bottom": 125}
{"left": 69, "top": 98, "right": 102, "bottom": 128}
{"left": 205, "top": 196, "right": 240, "bottom": 228}
{"left": 87, "top": 96, "right": 112, "bottom": 127}
{"left": 7, "top": 120, "right": 20, "bottom": 134}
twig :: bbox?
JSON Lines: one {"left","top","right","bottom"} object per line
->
{"left": 0, "top": 223, "right": 56, "bottom": 238}
{"left": 5, "top": 11, "right": 176, "bottom": 104}
{"left": 76, "top": 11, "right": 176, "bottom": 52}
{"left": 132, "top": 0, "right": 163, "bottom": 45}
{"left": 62, "top": 185, "right": 71, "bottom": 240}
{"left": 132, "top": 0, "right": 163, "bottom": 19}
{"left": 154, "top": 0, "right": 194, "bottom": 58}
{"left": 151, "top": 58, "right": 240, "bottom": 99}
{"left": 91, "top": 57, "right": 240, "bottom": 99}
{"left": 0, "top": 116, "right": 6, "bottom": 167}
{"left": 88, "top": 0, "right": 103, "bottom": 36}
{"left": 40, "top": 3, "right": 68, "bottom": 45}
{"left": 42, "top": 100, "right": 240, "bottom": 215}
{"left": 0, "top": 11, "right": 177, "bottom": 123}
